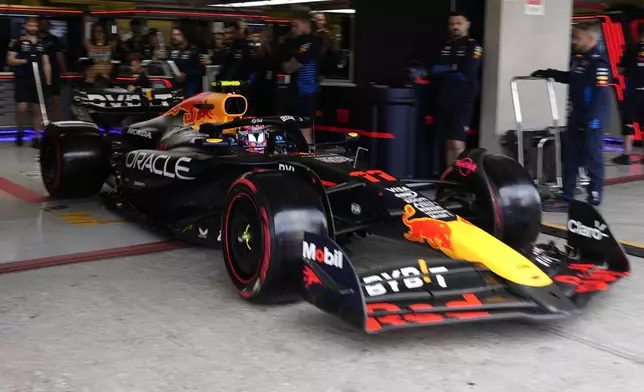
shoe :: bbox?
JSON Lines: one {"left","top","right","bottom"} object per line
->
{"left": 15, "top": 131, "right": 24, "bottom": 146}
{"left": 611, "top": 154, "right": 631, "bottom": 165}
{"left": 31, "top": 138, "right": 40, "bottom": 150}
{"left": 588, "top": 191, "right": 601, "bottom": 206}
{"left": 542, "top": 197, "right": 570, "bottom": 213}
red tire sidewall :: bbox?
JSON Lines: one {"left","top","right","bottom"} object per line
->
{"left": 222, "top": 177, "right": 274, "bottom": 300}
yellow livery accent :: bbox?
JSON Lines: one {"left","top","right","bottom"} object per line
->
{"left": 401, "top": 205, "right": 552, "bottom": 287}
{"left": 441, "top": 219, "right": 552, "bottom": 287}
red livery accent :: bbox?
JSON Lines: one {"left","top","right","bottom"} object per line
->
{"left": 365, "top": 294, "right": 490, "bottom": 332}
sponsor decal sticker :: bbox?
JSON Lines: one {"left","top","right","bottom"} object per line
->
{"left": 278, "top": 163, "right": 295, "bottom": 171}
{"left": 124, "top": 151, "right": 194, "bottom": 180}
{"left": 127, "top": 128, "right": 152, "bottom": 139}
{"left": 567, "top": 219, "right": 608, "bottom": 240}
{"left": 455, "top": 157, "right": 477, "bottom": 176}
{"left": 316, "top": 155, "right": 353, "bottom": 164}
{"left": 362, "top": 260, "right": 448, "bottom": 297}
{"left": 387, "top": 187, "right": 454, "bottom": 220}
{"left": 302, "top": 240, "right": 343, "bottom": 269}
{"left": 303, "top": 266, "right": 323, "bottom": 288}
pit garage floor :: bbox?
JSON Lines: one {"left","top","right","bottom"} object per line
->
{"left": 1, "top": 143, "right": 644, "bottom": 392}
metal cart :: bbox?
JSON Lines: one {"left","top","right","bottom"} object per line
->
{"left": 510, "top": 76, "right": 563, "bottom": 192}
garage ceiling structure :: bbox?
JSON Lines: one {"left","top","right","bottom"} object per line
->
{"left": 125, "top": 0, "right": 351, "bottom": 12}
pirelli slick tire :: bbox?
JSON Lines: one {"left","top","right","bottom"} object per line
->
{"left": 40, "top": 121, "right": 109, "bottom": 199}
{"left": 222, "top": 170, "right": 328, "bottom": 304}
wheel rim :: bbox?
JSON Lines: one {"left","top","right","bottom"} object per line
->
{"left": 227, "top": 195, "right": 263, "bottom": 283}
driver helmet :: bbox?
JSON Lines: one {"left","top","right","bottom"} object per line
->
{"left": 237, "top": 121, "right": 269, "bottom": 153}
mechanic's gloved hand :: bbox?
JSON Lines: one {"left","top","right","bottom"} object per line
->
{"left": 531, "top": 69, "right": 552, "bottom": 78}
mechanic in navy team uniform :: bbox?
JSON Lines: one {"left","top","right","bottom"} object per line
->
{"left": 612, "top": 24, "right": 644, "bottom": 165}
{"left": 5, "top": 16, "right": 52, "bottom": 148}
{"left": 169, "top": 27, "right": 202, "bottom": 97}
{"left": 219, "top": 21, "right": 253, "bottom": 82}
{"left": 38, "top": 17, "right": 66, "bottom": 123}
{"left": 283, "top": 16, "right": 320, "bottom": 150}
{"left": 430, "top": 12, "right": 483, "bottom": 166}
{"left": 533, "top": 23, "right": 611, "bottom": 211}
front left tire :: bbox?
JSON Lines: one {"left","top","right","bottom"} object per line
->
{"left": 221, "top": 170, "right": 329, "bottom": 303}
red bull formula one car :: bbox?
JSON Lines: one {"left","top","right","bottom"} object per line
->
{"left": 39, "top": 83, "right": 630, "bottom": 334}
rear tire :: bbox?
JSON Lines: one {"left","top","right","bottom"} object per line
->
{"left": 221, "top": 170, "right": 329, "bottom": 303}
{"left": 40, "top": 121, "right": 109, "bottom": 199}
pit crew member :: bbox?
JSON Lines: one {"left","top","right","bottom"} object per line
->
{"left": 6, "top": 16, "right": 52, "bottom": 147}
{"left": 218, "top": 21, "right": 253, "bottom": 82}
{"left": 430, "top": 11, "right": 483, "bottom": 166}
{"left": 283, "top": 15, "right": 320, "bottom": 150}
{"left": 38, "top": 17, "right": 66, "bottom": 123}
{"left": 533, "top": 22, "right": 610, "bottom": 211}
{"left": 169, "top": 27, "right": 202, "bottom": 97}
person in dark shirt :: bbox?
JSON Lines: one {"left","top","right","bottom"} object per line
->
{"left": 430, "top": 12, "right": 483, "bottom": 166}
{"left": 283, "top": 16, "right": 320, "bottom": 149}
{"left": 141, "top": 29, "right": 165, "bottom": 61}
{"left": 169, "top": 27, "right": 202, "bottom": 97}
{"left": 6, "top": 16, "right": 52, "bottom": 147}
{"left": 124, "top": 19, "right": 145, "bottom": 57}
{"left": 250, "top": 27, "right": 279, "bottom": 117}
{"left": 533, "top": 23, "right": 611, "bottom": 211}
{"left": 313, "top": 12, "right": 338, "bottom": 78}
{"left": 126, "top": 56, "right": 151, "bottom": 90}
{"left": 38, "top": 17, "right": 66, "bottom": 122}
{"left": 218, "top": 21, "right": 253, "bottom": 82}
{"left": 612, "top": 24, "right": 644, "bottom": 165}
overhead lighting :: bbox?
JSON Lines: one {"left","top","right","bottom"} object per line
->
{"left": 311, "top": 8, "right": 355, "bottom": 13}
{"left": 209, "top": 0, "right": 333, "bottom": 7}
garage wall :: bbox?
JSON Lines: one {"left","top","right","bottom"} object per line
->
{"left": 480, "top": 0, "right": 573, "bottom": 154}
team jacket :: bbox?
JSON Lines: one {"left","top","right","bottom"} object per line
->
{"left": 550, "top": 47, "right": 611, "bottom": 130}
{"left": 292, "top": 34, "right": 320, "bottom": 96}
{"left": 7, "top": 36, "right": 47, "bottom": 77}
{"left": 621, "top": 41, "right": 644, "bottom": 93}
{"left": 169, "top": 44, "right": 202, "bottom": 81}
{"left": 219, "top": 38, "right": 253, "bottom": 82}
{"left": 430, "top": 36, "right": 483, "bottom": 105}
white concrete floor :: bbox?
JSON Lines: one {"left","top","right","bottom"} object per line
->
{"left": 1, "top": 143, "right": 643, "bottom": 392}
{"left": 1, "top": 245, "right": 642, "bottom": 392}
